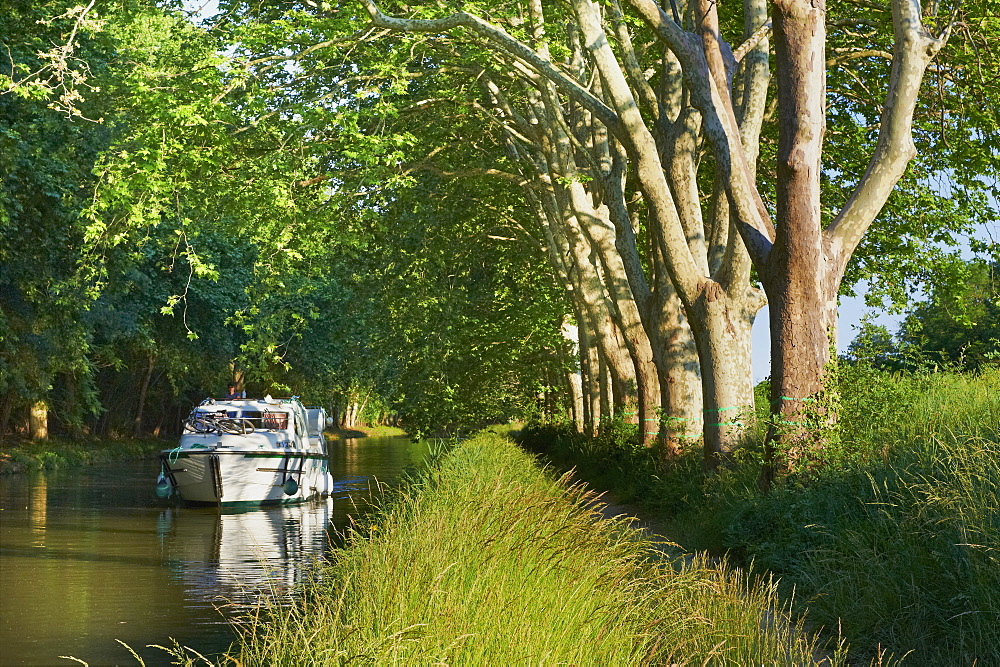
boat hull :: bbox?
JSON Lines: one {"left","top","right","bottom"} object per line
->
{"left": 161, "top": 450, "right": 333, "bottom": 505}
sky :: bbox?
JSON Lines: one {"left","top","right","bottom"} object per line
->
{"left": 751, "top": 219, "right": 998, "bottom": 381}
{"left": 750, "top": 291, "right": 904, "bottom": 382}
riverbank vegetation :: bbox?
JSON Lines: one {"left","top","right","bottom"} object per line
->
{"left": 5, "top": 1, "right": 1000, "bottom": 663}
{"left": 326, "top": 425, "right": 409, "bottom": 440}
{"left": 211, "top": 428, "right": 838, "bottom": 664}
{"left": 518, "top": 368, "right": 1000, "bottom": 663}
{"left": 0, "top": 436, "right": 165, "bottom": 474}
{"left": 5, "top": 0, "right": 998, "bottom": 458}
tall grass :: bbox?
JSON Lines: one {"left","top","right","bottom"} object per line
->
{"left": 222, "top": 429, "right": 835, "bottom": 665}
{"left": 519, "top": 368, "right": 1000, "bottom": 664}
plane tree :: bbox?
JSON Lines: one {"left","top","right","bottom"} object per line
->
{"left": 344, "top": 0, "right": 969, "bottom": 474}
{"left": 199, "top": 0, "right": 991, "bottom": 469}
{"left": 9, "top": 0, "right": 994, "bottom": 464}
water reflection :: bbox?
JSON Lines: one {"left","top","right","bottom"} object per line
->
{"left": 157, "top": 498, "right": 334, "bottom": 608}
{"left": 29, "top": 475, "right": 46, "bottom": 546}
{"left": 0, "top": 435, "right": 430, "bottom": 665}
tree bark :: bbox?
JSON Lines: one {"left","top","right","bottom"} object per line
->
{"left": 654, "top": 284, "right": 703, "bottom": 451}
{"left": 597, "top": 352, "right": 611, "bottom": 430}
{"left": 0, "top": 393, "right": 12, "bottom": 435}
{"left": 29, "top": 401, "right": 48, "bottom": 441}
{"left": 690, "top": 281, "right": 764, "bottom": 465}
{"left": 560, "top": 318, "right": 586, "bottom": 432}
{"left": 581, "top": 324, "right": 601, "bottom": 437}
{"left": 134, "top": 353, "right": 155, "bottom": 437}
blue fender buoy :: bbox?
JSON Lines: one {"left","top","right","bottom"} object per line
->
{"left": 155, "top": 474, "right": 172, "bottom": 499}
{"left": 283, "top": 477, "right": 299, "bottom": 496}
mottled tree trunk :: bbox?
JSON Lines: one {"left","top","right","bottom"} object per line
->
{"left": 758, "top": 0, "right": 830, "bottom": 482}
{"left": 29, "top": 401, "right": 48, "bottom": 440}
{"left": 598, "top": 354, "right": 611, "bottom": 430}
{"left": 690, "top": 282, "right": 763, "bottom": 465}
{"left": 560, "top": 320, "right": 586, "bottom": 432}
{"left": 564, "top": 365, "right": 584, "bottom": 430}
{"left": 580, "top": 324, "right": 601, "bottom": 437}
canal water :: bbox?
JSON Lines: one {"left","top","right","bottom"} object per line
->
{"left": 0, "top": 436, "right": 431, "bottom": 666}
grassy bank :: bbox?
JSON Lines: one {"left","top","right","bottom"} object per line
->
{"left": 0, "top": 436, "right": 166, "bottom": 474}
{"left": 208, "top": 428, "right": 836, "bottom": 664}
{"left": 518, "top": 368, "right": 1000, "bottom": 664}
{"left": 326, "top": 424, "right": 409, "bottom": 440}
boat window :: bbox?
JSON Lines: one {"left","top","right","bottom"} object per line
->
{"left": 241, "top": 410, "right": 289, "bottom": 430}
{"left": 195, "top": 410, "right": 228, "bottom": 419}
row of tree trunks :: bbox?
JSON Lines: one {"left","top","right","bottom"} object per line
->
{"left": 360, "top": 0, "right": 838, "bottom": 463}
{"left": 340, "top": 399, "right": 366, "bottom": 429}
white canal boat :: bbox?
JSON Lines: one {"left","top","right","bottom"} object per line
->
{"left": 157, "top": 395, "right": 334, "bottom": 505}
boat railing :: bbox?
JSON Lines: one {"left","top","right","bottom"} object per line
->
{"left": 186, "top": 408, "right": 294, "bottom": 431}
{"left": 183, "top": 413, "right": 257, "bottom": 435}
{"left": 240, "top": 411, "right": 289, "bottom": 430}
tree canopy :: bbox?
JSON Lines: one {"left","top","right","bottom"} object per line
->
{"left": 0, "top": 0, "right": 570, "bottom": 438}
{"left": 2, "top": 0, "right": 997, "bottom": 459}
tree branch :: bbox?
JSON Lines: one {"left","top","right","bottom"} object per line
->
{"left": 358, "top": 0, "right": 624, "bottom": 136}
{"left": 607, "top": 0, "right": 660, "bottom": 121}
{"left": 571, "top": 0, "right": 704, "bottom": 300}
{"left": 825, "top": 0, "right": 953, "bottom": 275}
{"left": 734, "top": 20, "right": 772, "bottom": 63}
{"left": 826, "top": 48, "right": 893, "bottom": 67}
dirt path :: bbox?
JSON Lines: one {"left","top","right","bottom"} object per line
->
{"left": 588, "top": 491, "right": 719, "bottom": 566}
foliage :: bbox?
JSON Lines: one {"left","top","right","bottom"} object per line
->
{"left": 1, "top": 0, "right": 571, "bottom": 438}
{"left": 519, "top": 369, "right": 1000, "bottom": 663}
{"left": 218, "top": 429, "right": 835, "bottom": 664}
{"left": 0, "top": 436, "right": 164, "bottom": 474}
{"left": 363, "top": 176, "right": 570, "bottom": 436}
{"left": 896, "top": 259, "right": 1000, "bottom": 370}
{"left": 825, "top": 0, "right": 1000, "bottom": 306}
{"left": 0, "top": 0, "right": 116, "bottom": 423}
{"left": 845, "top": 259, "right": 1000, "bottom": 372}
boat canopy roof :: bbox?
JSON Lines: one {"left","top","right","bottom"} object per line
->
{"left": 195, "top": 396, "right": 304, "bottom": 414}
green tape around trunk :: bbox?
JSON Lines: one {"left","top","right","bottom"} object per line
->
{"left": 777, "top": 395, "right": 816, "bottom": 402}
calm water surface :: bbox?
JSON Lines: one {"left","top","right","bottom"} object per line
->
{"left": 0, "top": 436, "right": 431, "bottom": 666}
